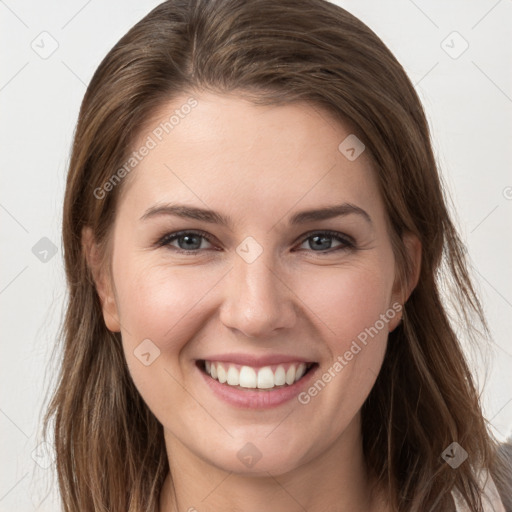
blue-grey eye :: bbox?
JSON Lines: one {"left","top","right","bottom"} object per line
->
{"left": 157, "top": 230, "right": 214, "bottom": 252}
{"left": 298, "top": 231, "right": 353, "bottom": 252}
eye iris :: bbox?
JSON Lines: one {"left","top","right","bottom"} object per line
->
{"left": 168, "top": 232, "right": 344, "bottom": 252}
{"left": 179, "top": 234, "right": 202, "bottom": 250}
{"left": 310, "top": 234, "right": 332, "bottom": 251}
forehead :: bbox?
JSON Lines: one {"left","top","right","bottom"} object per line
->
{"left": 118, "top": 91, "right": 383, "bottom": 223}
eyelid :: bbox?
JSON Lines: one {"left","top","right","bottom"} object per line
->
{"left": 155, "top": 229, "right": 215, "bottom": 248}
{"left": 155, "top": 229, "right": 356, "bottom": 253}
{"left": 295, "top": 229, "right": 355, "bottom": 247}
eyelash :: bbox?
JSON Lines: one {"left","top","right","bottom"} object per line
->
{"left": 155, "top": 229, "right": 356, "bottom": 256}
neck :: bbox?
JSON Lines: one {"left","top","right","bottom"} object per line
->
{"left": 159, "top": 414, "right": 387, "bottom": 512}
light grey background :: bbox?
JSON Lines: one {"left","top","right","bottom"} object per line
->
{"left": 1, "top": 0, "right": 511, "bottom": 510}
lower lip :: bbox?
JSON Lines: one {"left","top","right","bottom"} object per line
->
{"left": 197, "top": 362, "right": 319, "bottom": 409}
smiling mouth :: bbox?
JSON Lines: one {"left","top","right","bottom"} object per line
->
{"left": 197, "top": 360, "right": 318, "bottom": 391}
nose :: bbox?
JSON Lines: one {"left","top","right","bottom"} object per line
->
{"left": 219, "top": 249, "right": 297, "bottom": 339}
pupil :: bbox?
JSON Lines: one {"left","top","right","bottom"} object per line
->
{"left": 182, "top": 235, "right": 200, "bottom": 249}
{"left": 178, "top": 234, "right": 333, "bottom": 251}
{"left": 312, "top": 235, "right": 330, "bottom": 250}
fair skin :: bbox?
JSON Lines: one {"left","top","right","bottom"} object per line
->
{"left": 84, "top": 91, "right": 421, "bottom": 512}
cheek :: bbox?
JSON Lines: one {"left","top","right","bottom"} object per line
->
{"left": 295, "top": 261, "right": 395, "bottom": 346}
{"left": 292, "top": 261, "right": 394, "bottom": 411}
{"left": 255, "top": 263, "right": 394, "bottom": 457}
{"left": 112, "top": 260, "right": 217, "bottom": 422}
{"left": 114, "top": 250, "right": 395, "bottom": 358}
{"left": 114, "top": 259, "right": 217, "bottom": 350}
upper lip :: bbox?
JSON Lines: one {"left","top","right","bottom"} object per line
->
{"left": 198, "top": 353, "right": 317, "bottom": 367}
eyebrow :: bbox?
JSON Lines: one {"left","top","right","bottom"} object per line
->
{"left": 139, "top": 202, "right": 373, "bottom": 227}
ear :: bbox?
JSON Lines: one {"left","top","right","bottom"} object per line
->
{"left": 388, "top": 231, "right": 422, "bottom": 332}
{"left": 82, "top": 227, "right": 121, "bottom": 332}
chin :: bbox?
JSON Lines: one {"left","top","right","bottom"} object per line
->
{"left": 197, "top": 433, "right": 314, "bottom": 476}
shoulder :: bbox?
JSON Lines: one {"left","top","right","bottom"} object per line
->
{"left": 451, "top": 457, "right": 510, "bottom": 512}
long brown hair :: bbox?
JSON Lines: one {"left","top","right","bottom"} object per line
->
{"left": 42, "top": 0, "right": 512, "bottom": 510}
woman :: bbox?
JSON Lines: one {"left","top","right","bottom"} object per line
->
{"left": 42, "top": 0, "right": 512, "bottom": 510}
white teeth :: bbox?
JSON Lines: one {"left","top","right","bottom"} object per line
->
{"left": 226, "top": 365, "right": 239, "bottom": 386}
{"left": 285, "top": 365, "right": 296, "bottom": 385}
{"left": 257, "top": 366, "right": 275, "bottom": 389}
{"left": 274, "top": 365, "right": 286, "bottom": 386}
{"left": 239, "top": 366, "right": 257, "bottom": 388}
{"left": 204, "top": 361, "right": 312, "bottom": 389}
{"left": 217, "top": 363, "right": 227, "bottom": 384}
{"left": 295, "top": 363, "right": 306, "bottom": 381}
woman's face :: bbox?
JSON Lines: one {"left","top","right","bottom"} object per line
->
{"left": 94, "top": 91, "right": 411, "bottom": 476}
